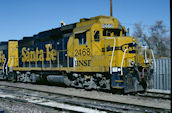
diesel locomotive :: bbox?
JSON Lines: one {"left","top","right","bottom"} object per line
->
{"left": 0, "top": 15, "right": 155, "bottom": 93}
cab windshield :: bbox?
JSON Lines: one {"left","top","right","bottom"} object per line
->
{"left": 103, "top": 29, "right": 126, "bottom": 37}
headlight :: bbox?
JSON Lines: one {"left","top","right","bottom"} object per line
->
{"left": 112, "top": 67, "right": 121, "bottom": 72}
{"left": 112, "top": 67, "right": 118, "bottom": 72}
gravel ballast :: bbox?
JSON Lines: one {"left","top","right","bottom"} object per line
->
{"left": 0, "top": 98, "right": 68, "bottom": 113}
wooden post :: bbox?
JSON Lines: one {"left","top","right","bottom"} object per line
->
{"left": 110, "top": 0, "right": 112, "bottom": 16}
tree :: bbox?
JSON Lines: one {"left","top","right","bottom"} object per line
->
{"left": 149, "top": 20, "right": 170, "bottom": 58}
{"left": 133, "top": 21, "right": 170, "bottom": 58}
{"left": 133, "top": 22, "right": 151, "bottom": 48}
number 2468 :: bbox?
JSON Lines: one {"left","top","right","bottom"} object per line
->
{"left": 75, "top": 48, "right": 90, "bottom": 56}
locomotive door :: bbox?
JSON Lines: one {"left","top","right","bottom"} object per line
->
{"left": 8, "top": 41, "right": 19, "bottom": 72}
{"left": 90, "top": 28, "right": 110, "bottom": 72}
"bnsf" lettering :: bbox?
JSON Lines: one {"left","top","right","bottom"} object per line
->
{"left": 75, "top": 60, "right": 91, "bottom": 66}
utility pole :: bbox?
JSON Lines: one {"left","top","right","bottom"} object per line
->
{"left": 110, "top": 0, "right": 112, "bottom": 16}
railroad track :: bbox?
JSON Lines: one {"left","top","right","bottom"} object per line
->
{"left": 136, "top": 91, "right": 171, "bottom": 100}
{"left": 0, "top": 81, "right": 170, "bottom": 113}
{"left": 0, "top": 85, "right": 106, "bottom": 113}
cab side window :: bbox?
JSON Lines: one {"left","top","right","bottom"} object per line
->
{"left": 103, "top": 29, "right": 110, "bottom": 36}
{"left": 75, "top": 32, "right": 86, "bottom": 45}
{"left": 113, "top": 30, "right": 120, "bottom": 36}
{"left": 94, "top": 31, "right": 100, "bottom": 42}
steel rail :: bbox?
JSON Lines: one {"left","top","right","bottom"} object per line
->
{"left": 136, "top": 91, "right": 171, "bottom": 100}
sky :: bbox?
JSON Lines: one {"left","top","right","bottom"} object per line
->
{"left": 0, "top": 0, "right": 170, "bottom": 41}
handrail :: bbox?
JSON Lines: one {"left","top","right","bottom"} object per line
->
{"left": 144, "top": 46, "right": 148, "bottom": 62}
{"left": 9, "top": 57, "right": 14, "bottom": 72}
{"left": 2, "top": 58, "right": 6, "bottom": 74}
{"left": 105, "top": 37, "right": 116, "bottom": 39}
{"left": 121, "top": 49, "right": 128, "bottom": 75}
{"left": 151, "top": 49, "right": 156, "bottom": 73}
{"left": 110, "top": 38, "right": 116, "bottom": 74}
{"left": 6, "top": 57, "right": 10, "bottom": 75}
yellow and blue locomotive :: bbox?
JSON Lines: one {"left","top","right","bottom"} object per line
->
{"left": 0, "top": 15, "right": 154, "bottom": 93}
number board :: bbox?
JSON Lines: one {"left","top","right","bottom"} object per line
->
{"left": 102, "top": 24, "right": 114, "bottom": 28}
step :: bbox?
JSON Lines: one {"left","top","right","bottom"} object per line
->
{"left": 115, "top": 80, "right": 124, "bottom": 82}
{"left": 113, "top": 86, "right": 124, "bottom": 89}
